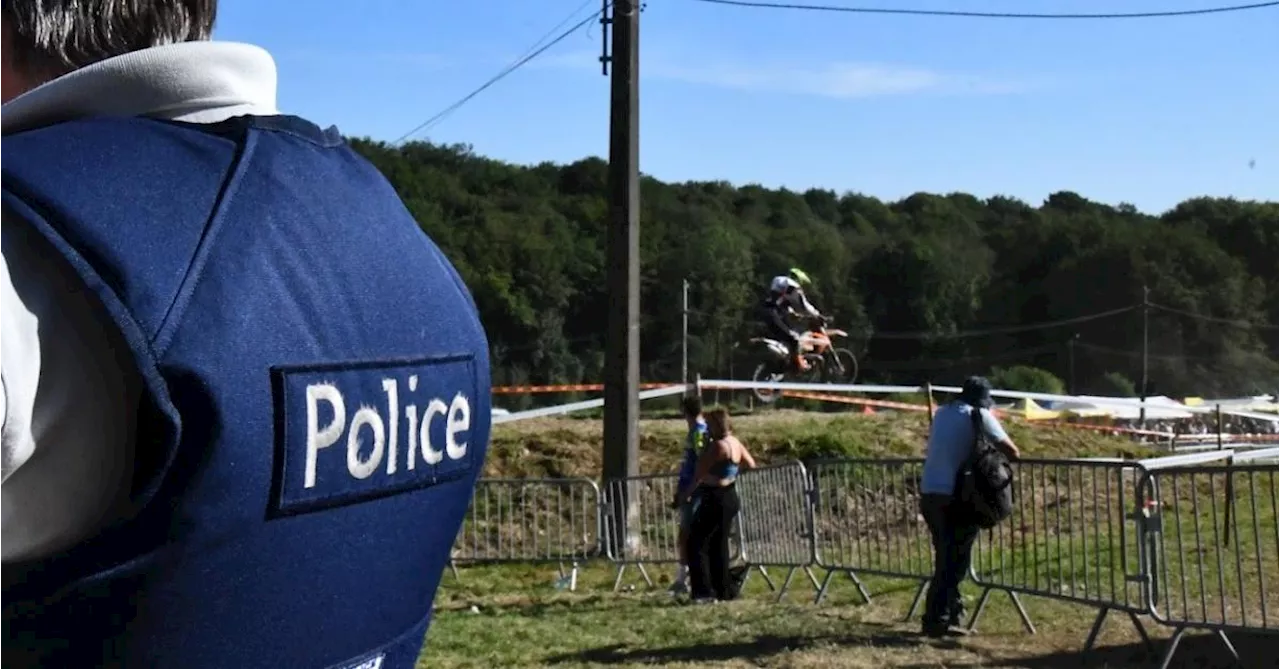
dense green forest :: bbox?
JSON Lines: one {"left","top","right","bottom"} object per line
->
{"left": 351, "top": 139, "right": 1279, "bottom": 401}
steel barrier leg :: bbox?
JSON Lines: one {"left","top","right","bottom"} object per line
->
{"left": 755, "top": 566, "right": 777, "bottom": 592}
{"left": 903, "top": 579, "right": 930, "bottom": 622}
{"left": 768, "top": 565, "right": 819, "bottom": 601}
{"left": 812, "top": 569, "right": 872, "bottom": 606}
{"left": 803, "top": 567, "right": 820, "bottom": 590}
{"left": 1155, "top": 627, "right": 1187, "bottom": 669}
{"left": 965, "top": 586, "right": 1035, "bottom": 634}
{"left": 1211, "top": 630, "right": 1240, "bottom": 666}
{"left": 1082, "top": 608, "right": 1152, "bottom": 658}
{"left": 775, "top": 567, "right": 798, "bottom": 603}
{"left": 612, "top": 563, "right": 627, "bottom": 592}
{"left": 611, "top": 562, "right": 656, "bottom": 591}
{"left": 1083, "top": 607, "right": 1109, "bottom": 653}
{"left": 553, "top": 561, "right": 580, "bottom": 592}
{"left": 1156, "top": 628, "right": 1243, "bottom": 669}
{"left": 1126, "top": 611, "right": 1154, "bottom": 652}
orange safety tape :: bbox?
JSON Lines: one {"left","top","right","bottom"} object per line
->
{"left": 781, "top": 390, "right": 929, "bottom": 412}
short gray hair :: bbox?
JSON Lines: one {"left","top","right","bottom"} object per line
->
{"left": 3, "top": 0, "right": 217, "bottom": 79}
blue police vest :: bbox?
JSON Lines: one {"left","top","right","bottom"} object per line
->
{"left": 0, "top": 114, "right": 490, "bottom": 669}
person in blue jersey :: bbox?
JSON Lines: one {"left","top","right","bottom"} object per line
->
{"left": 678, "top": 408, "right": 756, "bottom": 603}
{"left": 669, "top": 394, "right": 710, "bottom": 594}
{"left": 918, "top": 376, "right": 1020, "bottom": 638}
{"left": 0, "top": 3, "right": 491, "bottom": 668}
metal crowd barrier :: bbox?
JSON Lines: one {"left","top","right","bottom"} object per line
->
{"left": 969, "top": 459, "right": 1145, "bottom": 642}
{"left": 600, "top": 473, "right": 746, "bottom": 591}
{"left": 445, "top": 449, "right": 1278, "bottom": 667}
{"left": 1137, "top": 456, "right": 1279, "bottom": 669}
{"left": 734, "top": 461, "right": 820, "bottom": 600}
{"left": 808, "top": 458, "right": 935, "bottom": 613}
{"left": 450, "top": 477, "right": 601, "bottom": 588}
{"left": 600, "top": 473, "right": 683, "bottom": 591}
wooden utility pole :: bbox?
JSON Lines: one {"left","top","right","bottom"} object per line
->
{"left": 681, "top": 278, "right": 690, "bottom": 385}
{"left": 1067, "top": 333, "right": 1079, "bottom": 395}
{"left": 1139, "top": 284, "right": 1150, "bottom": 426}
{"left": 601, "top": 0, "right": 641, "bottom": 523}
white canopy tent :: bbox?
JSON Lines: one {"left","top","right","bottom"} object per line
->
{"left": 1068, "top": 395, "right": 1195, "bottom": 420}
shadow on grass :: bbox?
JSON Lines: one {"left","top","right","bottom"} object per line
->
{"left": 900, "top": 629, "right": 1278, "bottom": 669}
{"left": 438, "top": 577, "right": 924, "bottom": 619}
{"left": 543, "top": 628, "right": 923, "bottom": 665}
{"left": 437, "top": 593, "right": 680, "bottom": 617}
{"left": 541, "top": 618, "right": 1277, "bottom": 668}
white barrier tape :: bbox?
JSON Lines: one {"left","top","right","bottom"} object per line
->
{"left": 1231, "top": 447, "right": 1280, "bottom": 463}
{"left": 1175, "top": 433, "right": 1279, "bottom": 441}
{"left": 697, "top": 378, "right": 1280, "bottom": 423}
{"left": 1136, "top": 450, "right": 1237, "bottom": 471}
{"left": 492, "top": 384, "right": 686, "bottom": 424}
{"left": 698, "top": 379, "right": 924, "bottom": 395}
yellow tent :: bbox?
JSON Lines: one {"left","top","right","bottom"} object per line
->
{"left": 1064, "top": 406, "right": 1113, "bottom": 419}
{"left": 1002, "top": 398, "right": 1062, "bottom": 421}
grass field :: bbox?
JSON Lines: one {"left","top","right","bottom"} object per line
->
{"left": 420, "top": 408, "right": 1278, "bottom": 668}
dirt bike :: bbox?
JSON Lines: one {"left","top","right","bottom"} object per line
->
{"left": 746, "top": 320, "right": 859, "bottom": 404}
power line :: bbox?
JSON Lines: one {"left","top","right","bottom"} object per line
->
{"left": 868, "top": 305, "right": 1136, "bottom": 340}
{"left": 393, "top": 4, "right": 609, "bottom": 144}
{"left": 1076, "top": 341, "right": 1235, "bottom": 364}
{"left": 1152, "top": 304, "right": 1280, "bottom": 330}
{"left": 513, "top": 0, "right": 600, "bottom": 63}
{"left": 861, "top": 343, "right": 1061, "bottom": 371}
{"left": 689, "top": 0, "right": 1279, "bottom": 19}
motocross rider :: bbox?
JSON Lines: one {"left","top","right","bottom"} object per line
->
{"left": 758, "top": 268, "right": 826, "bottom": 372}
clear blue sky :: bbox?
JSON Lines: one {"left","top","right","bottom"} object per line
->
{"left": 214, "top": 0, "right": 1278, "bottom": 214}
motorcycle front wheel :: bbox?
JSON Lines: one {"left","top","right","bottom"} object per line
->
{"left": 825, "top": 348, "right": 858, "bottom": 385}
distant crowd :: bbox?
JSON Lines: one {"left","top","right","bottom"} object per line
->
{"left": 1115, "top": 416, "right": 1280, "bottom": 437}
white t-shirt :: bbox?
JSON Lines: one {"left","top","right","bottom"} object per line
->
{"left": 0, "top": 41, "right": 279, "bottom": 562}
{"left": 920, "top": 402, "right": 1011, "bottom": 496}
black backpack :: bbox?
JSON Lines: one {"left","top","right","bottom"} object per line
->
{"left": 954, "top": 406, "right": 1014, "bottom": 529}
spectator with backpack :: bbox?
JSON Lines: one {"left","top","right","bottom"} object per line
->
{"left": 918, "top": 376, "right": 1020, "bottom": 638}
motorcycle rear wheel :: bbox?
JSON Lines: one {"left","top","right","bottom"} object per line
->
{"left": 751, "top": 362, "right": 786, "bottom": 404}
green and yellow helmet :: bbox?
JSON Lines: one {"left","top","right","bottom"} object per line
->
{"left": 788, "top": 267, "right": 812, "bottom": 287}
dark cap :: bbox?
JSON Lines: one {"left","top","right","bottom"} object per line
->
{"left": 681, "top": 394, "right": 703, "bottom": 418}
{"left": 961, "top": 376, "right": 994, "bottom": 408}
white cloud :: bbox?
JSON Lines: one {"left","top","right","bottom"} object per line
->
{"left": 530, "top": 49, "right": 1028, "bottom": 98}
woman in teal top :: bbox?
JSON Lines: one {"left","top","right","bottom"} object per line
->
{"left": 678, "top": 408, "right": 756, "bottom": 602}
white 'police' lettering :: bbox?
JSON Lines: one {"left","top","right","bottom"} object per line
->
{"left": 304, "top": 377, "right": 471, "bottom": 488}
{"left": 340, "top": 653, "right": 384, "bottom": 669}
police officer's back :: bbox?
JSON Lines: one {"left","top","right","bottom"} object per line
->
{"left": 0, "top": 4, "right": 489, "bottom": 668}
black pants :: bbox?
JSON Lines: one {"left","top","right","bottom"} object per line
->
{"left": 920, "top": 493, "right": 979, "bottom": 627}
{"left": 758, "top": 306, "right": 800, "bottom": 356}
{"left": 687, "top": 484, "right": 741, "bottom": 600}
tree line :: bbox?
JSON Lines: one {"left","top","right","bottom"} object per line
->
{"left": 351, "top": 139, "right": 1279, "bottom": 402}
